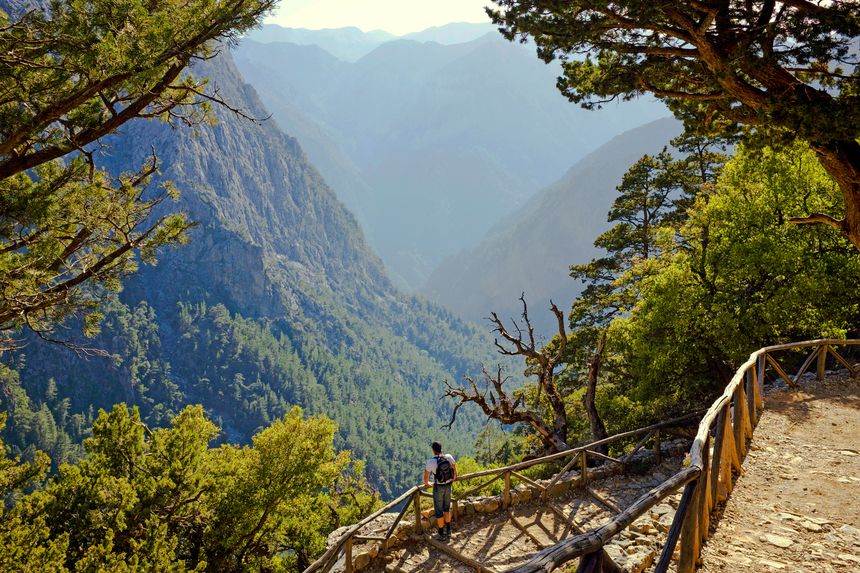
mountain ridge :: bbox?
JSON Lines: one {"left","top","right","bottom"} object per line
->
{"left": 421, "top": 117, "right": 684, "bottom": 336}
{"left": 235, "top": 34, "right": 668, "bottom": 288}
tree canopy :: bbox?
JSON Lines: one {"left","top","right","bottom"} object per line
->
{"left": 455, "top": 139, "right": 860, "bottom": 459}
{"left": 488, "top": 1, "right": 860, "bottom": 248}
{"left": 1, "top": 405, "right": 376, "bottom": 572}
{"left": 0, "top": 0, "right": 275, "bottom": 348}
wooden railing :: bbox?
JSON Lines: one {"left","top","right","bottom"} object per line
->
{"left": 507, "top": 339, "right": 859, "bottom": 573}
{"left": 305, "top": 339, "right": 858, "bottom": 573}
{"left": 304, "top": 413, "right": 701, "bottom": 573}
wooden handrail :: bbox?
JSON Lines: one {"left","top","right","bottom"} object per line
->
{"left": 451, "top": 411, "right": 703, "bottom": 484}
{"left": 505, "top": 467, "right": 701, "bottom": 573}
{"left": 306, "top": 411, "right": 700, "bottom": 573}
{"left": 304, "top": 486, "right": 419, "bottom": 573}
{"left": 304, "top": 339, "right": 858, "bottom": 573}
{"left": 506, "top": 338, "right": 857, "bottom": 573}
{"left": 689, "top": 339, "right": 859, "bottom": 468}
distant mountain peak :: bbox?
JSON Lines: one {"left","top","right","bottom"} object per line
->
{"left": 247, "top": 21, "right": 497, "bottom": 61}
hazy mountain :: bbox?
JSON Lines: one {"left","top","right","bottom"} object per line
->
{"left": 235, "top": 33, "right": 668, "bottom": 288}
{"left": 421, "top": 118, "right": 684, "bottom": 337}
{"left": 245, "top": 22, "right": 497, "bottom": 62}
{"left": 6, "top": 51, "right": 491, "bottom": 497}
{"left": 403, "top": 22, "right": 496, "bottom": 44}
{"left": 245, "top": 24, "right": 395, "bottom": 61}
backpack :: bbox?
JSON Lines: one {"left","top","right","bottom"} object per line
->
{"left": 434, "top": 455, "right": 454, "bottom": 483}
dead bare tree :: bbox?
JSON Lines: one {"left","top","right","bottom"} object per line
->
{"left": 444, "top": 295, "right": 570, "bottom": 453}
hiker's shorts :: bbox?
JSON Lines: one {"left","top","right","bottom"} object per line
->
{"left": 432, "top": 483, "right": 452, "bottom": 518}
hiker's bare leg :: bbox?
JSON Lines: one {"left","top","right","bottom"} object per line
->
{"left": 444, "top": 511, "right": 451, "bottom": 524}
{"left": 437, "top": 516, "right": 445, "bottom": 529}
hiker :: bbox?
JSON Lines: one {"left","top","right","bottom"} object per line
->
{"left": 423, "top": 441, "right": 457, "bottom": 540}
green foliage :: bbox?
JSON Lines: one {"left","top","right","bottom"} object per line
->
{"left": 0, "top": 365, "right": 84, "bottom": 473}
{"left": 487, "top": 1, "right": 860, "bottom": 144}
{"left": 0, "top": 409, "right": 66, "bottom": 573}
{"left": 570, "top": 134, "right": 730, "bottom": 332}
{"left": 6, "top": 296, "right": 486, "bottom": 498}
{"left": 0, "top": 156, "right": 190, "bottom": 348}
{"left": 0, "top": 0, "right": 276, "bottom": 346}
{"left": 473, "top": 422, "right": 523, "bottom": 467}
{"left": 3, "top": 404, "right": 374, "bottom": 572}
{"left": 450, "top": 457, "right": 504, "bottom": 498}
{"left": 470, "top": 139, "right": 860, "bottom": 449}
{"left": 604, "top": 141, "right": 860, "bottom": 425}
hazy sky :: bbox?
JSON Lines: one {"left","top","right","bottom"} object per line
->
{"left": 267, "top": 0, "right": 493, "bottom": 36}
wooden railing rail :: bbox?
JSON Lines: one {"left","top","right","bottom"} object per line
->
{"left": 305, "top": 339, "right": 858, "bottom": 573}
{"left": 508, "top": 338, "right": 858, "bottom": 573}
{"left": 304, "top": 412, "right": 701, "bottom": 573}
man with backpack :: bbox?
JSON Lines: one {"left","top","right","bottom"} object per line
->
{"left": 423, "top": 441, "right": 457, "bottom": 540}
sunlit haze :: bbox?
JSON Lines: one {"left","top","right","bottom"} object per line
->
{"left": 267, "top": 0, "right": 492, "bottom": 35}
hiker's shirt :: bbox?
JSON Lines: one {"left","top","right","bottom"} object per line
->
{"left": 426, "top": 454, "right": 456, "bottom": 485}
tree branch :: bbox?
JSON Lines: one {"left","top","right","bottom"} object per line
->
{"left": 788, "top": 212, "right": 845, "bottom": 231}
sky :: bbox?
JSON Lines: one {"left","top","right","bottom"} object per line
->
{"left": 266, "top": 0, "right": 493, "bottom": 36}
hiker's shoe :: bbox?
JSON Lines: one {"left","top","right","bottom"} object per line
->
{"left": 436, "top": 529, "right": 447, "bottom": 541}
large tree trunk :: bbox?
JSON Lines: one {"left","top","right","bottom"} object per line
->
{"left": 583, "top": 331, "right": 609, "bottom": 456}
{"left": 804, "top": 140, "right": 860, "bottom": 251}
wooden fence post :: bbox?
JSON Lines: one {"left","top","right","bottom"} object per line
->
{"left": 580, "top": 450, "right": 589, "bottom": 486}
{"left": 732, "top": 384, "right": 748, "bottom": 460}
{"left": 745, "top": 369, "right": 758, "bottom": 428}
{"left": 678, "top": 474, "right": 702, "bottom": 573}
{"left": 413, "top": 490, "right": 423, "bottom": 533}
{"left": 574, "top": 549, "right": 624, "bottom": 573}
{"left": 709, "top": 408, "right": 726, "bottom": 508}
{"left": 817, "top": 344, "right": 828, "bottom": 380}
{"left": 653, "top": 479, "right": 698, "bottom": 573}
{"left": 344, "top": 537, "right": 353, "bottom": 573}
{"left": 699, "top": 435, "right": 711, "bottom": 543}
{"left": 503, "top": 471, "right": 511, "bottom": 509}
{"left": 654, "top": 430, "right": 662, "bottom": 464}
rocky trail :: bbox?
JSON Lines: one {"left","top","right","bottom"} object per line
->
{"left": 699, "top": 372, "right": 860, "bottom": 573}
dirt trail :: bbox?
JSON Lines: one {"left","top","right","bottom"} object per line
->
{"left": 699, "top": 373, "right": 860, "bottom": 573}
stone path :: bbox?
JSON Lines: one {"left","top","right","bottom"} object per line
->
{"left": 699, "top": 372, "right": 860, "bottom": 573}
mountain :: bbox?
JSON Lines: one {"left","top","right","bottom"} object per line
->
{"left": 402, "top": 22, "right": 496, "bottom": 44}
{"left": 245, "top": 24, "right": 395, "bottom": 61}
{"left": 421, "top": 118, "right": 684, "bottom": 337}
{"left": 245, "top": 23, "right": 497, "bottom": 61}
{"left": 234, "top": 33, "right": 668, "bottom": 288}
{"left": 2, "top": 50, "right": 493, "bottom": 498}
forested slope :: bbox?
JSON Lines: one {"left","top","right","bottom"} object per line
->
{"left": 0, "top": 50, "right": 490, "bottom": 498}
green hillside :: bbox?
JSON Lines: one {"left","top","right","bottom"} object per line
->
{"left": 0, "top": 51, "right": 493, "bottom": 499}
